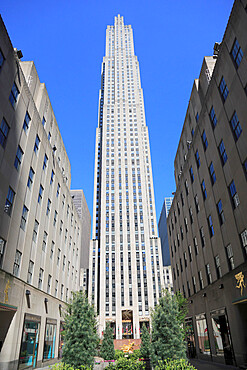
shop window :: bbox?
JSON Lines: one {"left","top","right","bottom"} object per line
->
{"left": 43, "top": 320, "right": 57, "bottom": 360}
{"left": 195, "top": 314, "right": 211, "bottom": 355}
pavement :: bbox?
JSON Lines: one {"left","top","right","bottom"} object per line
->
{"left": 189, "top": 358, "right": 244, "bottom": 370}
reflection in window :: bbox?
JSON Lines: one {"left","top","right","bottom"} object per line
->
{"left": 195, "top": 314, "right": 211, "bottom": 355}
{"left": 43, "top": 322, "right": 57, "bottom": 360}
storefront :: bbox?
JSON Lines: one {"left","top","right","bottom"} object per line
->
{"left": 43, "top": 319, "right": 57, "bottom": 361}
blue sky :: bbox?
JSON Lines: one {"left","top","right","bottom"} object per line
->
{"left": 1, "top": 0, "right": 234, "bottom": 220}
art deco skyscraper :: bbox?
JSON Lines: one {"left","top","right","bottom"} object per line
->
{"left": 89, "top": 15, "right": 164, "bottom": 340}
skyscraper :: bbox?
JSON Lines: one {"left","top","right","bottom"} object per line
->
{"left": 89, "top": 15, "right": 164, "bottom": 340}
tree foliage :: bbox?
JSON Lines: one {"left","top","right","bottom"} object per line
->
{"left": 100, "top": 322, "right": 115, "bottom": 360}
{"left": 151, "top": 290, "right": 187, "bottom": 366}
{"left": 140, "top": 324, "right": 151, "bottom": 359}
{"left": 62, "top": 291, "right": 99, "bottom": 368}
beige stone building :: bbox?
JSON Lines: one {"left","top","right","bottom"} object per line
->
{"left": 0, "top": 16, "right": 90, "bottom": 369}
{"left": 168, "top": 0, "right": 247, "bottom": 367}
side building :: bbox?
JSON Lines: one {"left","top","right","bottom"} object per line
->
{"left": 168, "top": 0, "right": 247, "bottom": 367}
{"left": 0, "top": 16, "right": 90, "bottom": 370}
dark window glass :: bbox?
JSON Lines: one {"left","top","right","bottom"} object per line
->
{"left": 209, "top": 162, "right": 216, "bottom": 185}
{"left": 219, "top": 76, "right": 229, "bottom": 102}
{"left": 209, "top": 106, "right": 217, "bottom": 129}
{"left": 4, "top": 187, "right": 15, "bottom": 216}
{"left": 38, "top": 185, "right": 44, "bottom": 203}
{"left": 34, "top": 135, "right": 40, "bottom": 153}
{"left": 230, "top": 111, "right": 242, "bottom": 140}
{"left": 14, "top": 146, "right": 24, "bottom": 170}
{"left": 191, "top": 128, "right": 194, "bottom": 137}
{"left": 206, "top": 263, "right": 212, "bottom": 284}
{"left": 215, "top": 255, "right": 222, "bottom": 279}
{"left": 42, "top": 117, "right": 46, "bottom": 126}
{"left": 226, "top": 244, "right": 234, "bottom": 270}
{"left": 217, "top": 200, "right": 225, "bottom": 225}
{"left": 200, "top": 227, "right": 205, "bottom": 247}
{"left": 195, "top": 113, "right": 199, "bottom": 122}
{"left": 201, "top": 180, "right": 207, "bottom": 200}
{"left": 0, "top": 118, "right": 10, "bottom": 148}
{"left": 243, "top": 159, "right": 247, "bottom": 178}
{"left": 202, "top": 130, "right": 208, "bottom": 150}
{"left": 208, "top": 215, "right": 214, "bottom": 237}
{"left": 27, "top": 168, "right": 35, "bottom": 189}
{"left": 23, "top": 112, "right": 31, "bottom": 132}
{"left": 9, "top": 82, "right": 19, "bottom": 107}
{"left": 194, "top": 195, "right": 200, "bottom": 213}
{"left": 229, "top": 180, "right": 240, "bottom": 208}
{"left": 231, "top": 38, "right": 243, "bottom": 68}
{"left": 189, "top": 166, "right": 194, "bottom": 183}
{"left": 218, "top": 140, "right": 227, "bottom": 165}
{"left": 43, "top": 154, "right": 48, "bottom": 170}
{"left": 20, "top": 205, "right": 28, "bottom": 231}
{"left": 195, "top": 150, "right": 200, "bottom": 168}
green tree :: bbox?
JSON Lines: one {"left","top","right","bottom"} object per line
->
{"left": 151, "top": 290, "right": 187, "bottom": 366}
{"left": 100, "top": 322, "right": 115, "bottom": 360}
{"left": 62, "top": 291, "right": 99, "bottom": 368}
{"left": 140, "top": 324, "right": 151, "bottom": 359}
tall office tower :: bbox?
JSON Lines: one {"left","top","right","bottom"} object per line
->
{"left": 164, "top": 197, "right": 173, "bottom": 217}
{"left": 89, "top": 14, "right": 164, "bottom": 340}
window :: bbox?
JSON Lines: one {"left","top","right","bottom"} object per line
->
{"left": 202, "top": 130, "right": 208, "bottom": 150}
{"left": 27, "top": 167, "right": 35, "bottom": 189}
{"left": 23, "top": 112, "right": 31, "bottom": 132}
{"left": 201, "top": 180, "right": 207, "bottom": 200}
{"left": 240, "top": 229, "right": 247, "bottom": 256}
{"left": 209, "top": 106, "right": 217, "bottom": 129}
{"left": 231, "top": 38, "right": 243, "bottom": 68}
{"left": 53, "top": 211, "right": 57, "bottom": 226}
{"left": 0, "top": 237, "right": 6, "bottom": 268}
{"left": 56, "top": 183, "right": 60, "bottom": 197}
{"left": 189, "top": 166, "right": 194, "bottom": 183}
{"left": 188, "top": 245, "right": 192, "bottom": 262}
{"left": 50, "top": 241, "right": 55, "bottom": 259}
{"left": 0, "top": 48, "right": 4, "bottom": 70}
{"left": 198, "top": 271, "right": 204, "bottom": 290}
{"left": 200, "top": 227, "right": 205, "bottom": 247}
{"left": 43, "top": 154, "right": 48, "bottom": 170}
{"left": 185, "top": 180, "right": 189, "bottom": 195}
{"left": 48, "top": 132, "right": 51, "bottom": 141}
{"left": 27, "top": 260, "right": 34, "bottom": 284}
{"left": 4, "top": 187, "right": 15, "bottom": 216}
{"left": 38, "top": 268, "right": 44, "bottom": 289}
{"left": 193, "top": 237, "right": 199, "bottom": 255}
{"left": 42, "top": 231, "right": 48, "bottom": 252}
{"left": 42, "top": 116, "right": 46, "bottom": 126}
{"left": 219, "top": 76, "right": 229, "bottom": 102}
{"left": 34, "top": 135, "right": 40, "bottom": 153}
{"left": 194, "top": 195, "right": 200, "bottom": 213}
{"left": 191, "top": 128, "right": 194, "bottom": 137}
{"left": 217, "top": 200, "right": 225, "bottom": 225}
{"left": 0, "top": 118, "right": 10, "bottom": 148}
{"left": 195, "top": 112, "right": 199, "bottom": 123}
{"left": 13, "top": 250, "right": 22, "bottom": 277}
{"left": 38, "top": 184, "right": 43, "bottom": 203}
{"left": 226, "top": 244, "right": 234, "bottom": 270}
{"left": 184, "top": 217, "right": 188, "bottom": 233}
{"left": 230, "top": 111, "right": 242, "bottom": 141}
{"left": 46, "top": 199, "right": 51, "bottom": 216}
{"left": 20, "top": 205, "right": 28, "bottom": 231}
{"left": 209, "top": 162, "right": 216, "bottom": 185}
{"left": 57, "top": 248, "right": 61, "bottom": 266}
{"left": 32, "top": 220, "right": 39, "bottom": 242}
{"left": 243, "top": 159, "right": 247, "bottom": 178}
{"left": 50, "top": 170, "right": 54, "bottom": 185}
{"left": 189, "top": 207, "right": 193, "bottom": 224}
{"left": 215, "top": 255, "right": 222, "bottom": 279}
{"left": 195, "top": 150, "right": 200, "bottom": 168}
{"left": 206, "top": 263, "right": 212, "bottom": 284}
{"left": 208, "top": 215, "right": 214, "bottom": 237}
{"left": 9, "top": 82, "right": 19, "bottom": 108}
{"left": 218, "top": 140, "right": 227, "bottom": 165}
{"left": 229, "top": 180, "right": 240, "bottom": 208}
{"left": 47, "top": 275, "right": 52, "bottom": 294}
{"left": 14, "top": 146, "right": 24, "bottom": 170}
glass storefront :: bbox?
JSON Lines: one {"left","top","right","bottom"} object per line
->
{"left": 185, "top": 318, "right": 196, "bottom": 358}
{"left": 18, "top": 314, "right": 40, "bottom": 370}
{"left": 211, "top": 309, "right": 234, "bottom": 365}
{"left": 195, "top": 313, "right": 211, "bottom": 355}
{"left": 43, "top": 319, "right": 57, "bottom": 360}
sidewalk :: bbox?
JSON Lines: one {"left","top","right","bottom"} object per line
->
{"left": 189, "top": 358, "right": 241, "bottom": 370}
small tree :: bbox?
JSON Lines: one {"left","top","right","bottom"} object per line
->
{"left": 140, "top": 324, "right": 151, "bottom": 359}
{"left": 62, "top": 291, "right": 99, "bottom": 368}
{"left": 151, "top": 290, "right": 187, "bottom": 366}
{"left": 100, "top": 322, "right": 115, "bottom": 360}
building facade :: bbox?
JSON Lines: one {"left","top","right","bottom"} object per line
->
{"left": 158, "top": 197, "right": 174, "bottom": 266}
{"left": 167, "top": 0, "right": 247, "bottom": 367}
{"left": 88, "top": 15, "right": 164, "bottom": 340}
{"left": 0, "top": 16, "right": 90, "bottom": 369}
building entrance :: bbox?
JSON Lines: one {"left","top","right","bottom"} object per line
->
{"left": 18, "top": 314, "right": 40, "bottom": 369}
{"left": 185, "top": 318, "right": 196, "bottom": 358}
{"left": 122, "top": 310, "right": 133, "bottom": 339}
